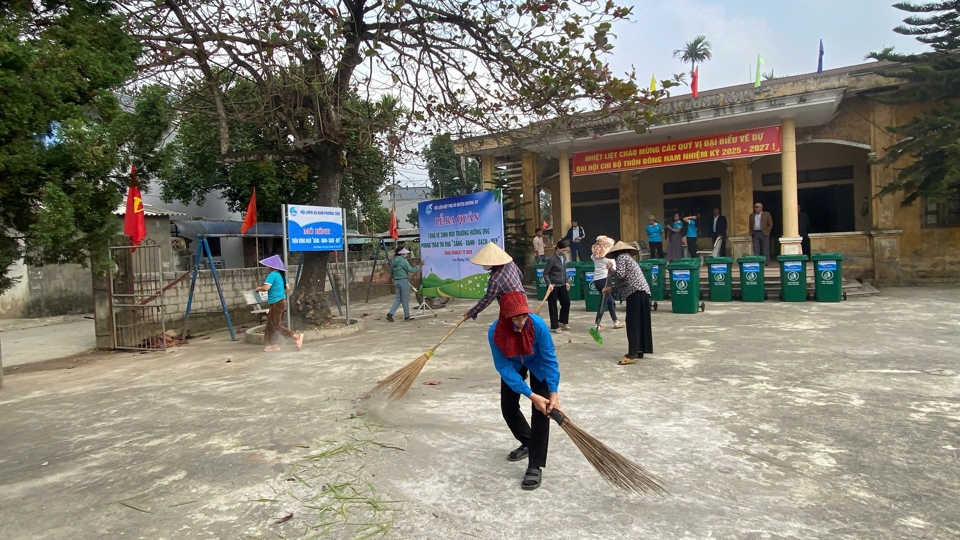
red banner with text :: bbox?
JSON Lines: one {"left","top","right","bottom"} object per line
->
{"left": 572, "top": 126, "right": 782, "bottom": 176}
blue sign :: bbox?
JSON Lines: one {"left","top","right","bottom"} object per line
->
{"left": 566, "top": 267, "right": 577, "bottom": 283}
{"left": 418, "top": 191, "right": 504, "bottom": 299}
{"left": 784, "top": 262, "right": 803, "bottom": 272}
{"left": 287, "top": 205, "right": 343, "bottom": 251}
{"left": 710, "top": 264, "right": 728, "bottom": 274}
{"left": 817, "top": 260, "right": 837, "bottom": 271}
{"left": 585, "top": 271, "right": 595, "bottom": 283}
{"left": 672, "top": 269, "right": 691, "bottom": 281}
{"left": 743, "top": 262, "right": 760, "bottom": 272}
{"left": 652, "top": 266, "right": 659, "bottom": 274}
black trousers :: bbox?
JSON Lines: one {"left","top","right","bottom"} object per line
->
{"left": 547, "top": 284, "right": 570, "bottom": 329}
{"left": 570, "top": 241, "right": 586, "bottom": 261}
{"left": 501, "top": 367, "right": 550, "bottom": 469}
{"left": 624, "top": 290, "right": 653, "bottom": 358}
{"left": 595, "top": 276, "right": 618, "bottom": 325}
{"left": 649, "top": 241, "right": 664, "bottom": 259}
{"left": 686, "top": 237, "right": 698, "bottom": 258}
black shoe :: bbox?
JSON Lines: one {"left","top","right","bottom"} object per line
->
{"left": 507, "top": 445, "right": 529, "bottom": 462}
{"left": 521, "top": 467, "right": 542, "bottom": 490}
{"left": 386, "top": 313, "right": 394, "bottom": 322}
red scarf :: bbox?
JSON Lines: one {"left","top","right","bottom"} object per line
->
{"left": 493, "top": 312, "right": 535, "bottom": 359}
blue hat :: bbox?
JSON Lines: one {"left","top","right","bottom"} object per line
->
{"left": 259, "top": 255, "right": 286, "bottom": 271}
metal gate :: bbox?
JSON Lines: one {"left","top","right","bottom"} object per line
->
{"left": 109, "top": 241, "right": 166, "bottom": 351}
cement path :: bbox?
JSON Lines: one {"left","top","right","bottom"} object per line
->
{"left": 0, "top": 288, "right": 958, "bottom": 540}
{"left": 0, "top": 317, "right": 95, "bottom": 367}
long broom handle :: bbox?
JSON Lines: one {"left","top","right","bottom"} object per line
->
{"left": 431, "top": 318, "right": 465, "bottom": 352}
{"left": 534, "top": 285, "right": 554, "bottom": 315}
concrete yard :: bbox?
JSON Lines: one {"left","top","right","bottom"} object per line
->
{"left": 0, "top": 287, "right": 958, "bottom": 539}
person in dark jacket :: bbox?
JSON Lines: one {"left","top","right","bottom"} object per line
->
{"left": 563, "top": 220, "right": 586, "bottom": 261}
{"left": 543, "top": 239, "right": 571, "bottom": 333}
{"left": 710, "top": 206, "right": 728, "bottom": 256}
{"left": 488, "top": 291, "right": 560, "bottom": 491}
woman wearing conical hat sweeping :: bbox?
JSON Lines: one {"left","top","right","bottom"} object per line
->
{"left": 602, "top": 242, "right": 652, "bottom": 365}
{"left": 488, "top": 291, "right": 560, "bottom": 490}
{"left": 255, "top": 255, "right": 304, "bottom": 352}
{"left": 462, "top": 242, "right": 525, "bottom": 322}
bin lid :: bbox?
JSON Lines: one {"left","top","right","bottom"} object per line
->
{"left": 777, "top": 254, "right": 809, "bottom": 262}
{"left": 705, "top": 257, "right": 733, "bottom": 264}
{"left": 676, "top": 257, "right": 702, "bottom": 266}
{"left": 645, "top": 258, "right": 666, "bottom": 264}
{"left": 532, "top": 262, "right": 546, "bottom": 268}
{"left": 639, "top": 260, "right": 653, "bottom": 269}
{"left": 812, "top": 253, "right": 844, "bottom": 261}
{"left": 737, "top": 256, "right": 768, "bottom": 263}
{"left": 667, "top": 259, "right": 700, "bottom": 270}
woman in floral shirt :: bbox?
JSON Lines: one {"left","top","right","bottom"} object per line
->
{"left": 601, "top": 241, "right": 653, "bottom": 365}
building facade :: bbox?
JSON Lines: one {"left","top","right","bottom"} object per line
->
{"left": 455, "top": 61, "right": 959, "bottom": 281}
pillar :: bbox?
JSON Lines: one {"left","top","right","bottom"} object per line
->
{"left": 480, "top": 155, "right": 495, "bottom": 191}
{"left": 729, "top": 158, "right": 754, "bottom": 259}
{"left": 558, "top": 148, "right": 572, "bottom": 236}
{"left": 619, "top": 171, "right": 640, "bottom": 243}
{"left": 869, "top": 101, "right": 903, "bottom": 280}
{"left": 780, "top": 117, "right": 802, "bottom": 255}
{"left": 521, "top": 150, "right": 540, "bottom": 239}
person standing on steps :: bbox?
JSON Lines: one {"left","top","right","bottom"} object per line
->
{"left": 710, "top": 206, "right": 728, "bottom": 257}
{"left": 749, "top": 202, "right": 774, "bottom": 263}
{"left": 682, "top": 213, "right": 699, "bottom": 258}
{"left": 386, "top": 247, "right": 424, "bottom": 322}
{"left": 256, "top": 255, "right": 304, "bottom": 352}
{"left": 602, "top": 242, "right": 652, "bottom": 365}
{"left": 462, "top": 241, "right": 524, "bottom": 322}
{"left": 532, "top": 228, "right": 547, "bottom": 263}
{"left": 666, "top": 212, "right": 684, "bottom": 261}
{"left": 645, "top": 216, "right": 664, "bottom": 259}
{"left": 564, "top": 220, "right": 587, "bottom": 262}
{"left": 488, "top": 291, "right": 560, "bottom": 491}
{"left": 543, "top": 239, "right": 572, "bottom": 334}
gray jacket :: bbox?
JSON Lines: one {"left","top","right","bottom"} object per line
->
{"left": 543, "top": 253, "right": 567, "bottom": 286}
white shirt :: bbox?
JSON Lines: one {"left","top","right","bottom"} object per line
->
{"left": 572, "top": 227, "right": 581, "bottom": 241}
{"left": 754, "top": 212, "right": 762, "bottom": 231}
{"left": 713, "top": 215, "right": 719, "bottom": 231}
{"left": 532, "top": 236, "right": 545, "bottom": 255}
{"left": 592, "top": 256, "right": 615, "bottom": 280}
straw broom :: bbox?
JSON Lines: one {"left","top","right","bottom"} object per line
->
{"left": 548, "top": 409, "right": 669, "bottom": 497}
{"left": 363, "top": 319, "right": 465, "bottom": 401}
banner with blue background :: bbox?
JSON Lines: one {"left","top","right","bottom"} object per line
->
{"left": 287, "top": 205, "right": 344, "bottom": 251}
{"left": 418, "top": 191, "right": 504, "bottom": 299}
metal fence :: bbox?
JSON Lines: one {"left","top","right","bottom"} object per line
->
{"left": 109, "top": 242, "right": 166, "bottom": 351}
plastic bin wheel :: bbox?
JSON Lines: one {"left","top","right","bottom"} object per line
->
{"left": 842, "top": 291, "right": 847, "bottom": 301}
{"left": 699, "top": 302, "right": 705, "bottom": 312}
{"left": 653, "top": 301, "right": 658, "bottom": 312}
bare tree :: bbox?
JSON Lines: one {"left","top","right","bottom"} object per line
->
{"left": 127, "top": 0, "right": 671, "bottom": 325}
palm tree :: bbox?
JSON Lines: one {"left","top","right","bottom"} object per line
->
{"left": 673, "top": 35, "right": 713, "bottom": 78}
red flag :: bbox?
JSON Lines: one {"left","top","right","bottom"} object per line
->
{"left": 691, "top": 67, "right": 699, "bottom": 98}
{"left": 543, "top": 220, "right": 548, "bottom": 229}
{"left": 124, "top": 166, "right": 146, "bottom": 249}
{"left": 241, "top": 187, "right": 257, "bottom": 233}
{"left": 389, "top": 202, "right": 399, "bottom": 240}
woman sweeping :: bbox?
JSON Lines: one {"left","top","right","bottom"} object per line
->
{"left": 666, "top": 212, "right": 684, "bottom": 261}
{"left": 602, "top": 242, "right": 652, "bottom": 365}
{"left": 255, "top": 255, "right": 304, "bottom": 352}
{"left": 488, "top": 291, "right": 560, "bottom": 491}
{"left": 386, "top": 247, "right": 425, "bottom": 322}
{"left": 590, "top": 236, "right": 621, "bottom": 330}
{"left": 462, "top": 242, "right": 524, "bottom": 322}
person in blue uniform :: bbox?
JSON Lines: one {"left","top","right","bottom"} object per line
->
{"left": 488, "top": 291, "right": 560, "bottom": 491}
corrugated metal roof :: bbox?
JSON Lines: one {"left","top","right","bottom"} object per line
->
{"left": 172, "top": 221, "right": 282, "bottom": 237}
{"left": 114, "top": 196, "right": 186, "bottom": 217}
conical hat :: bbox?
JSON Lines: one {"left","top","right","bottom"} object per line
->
{"left": 469, "top": 242, "right": 513, "bottom": 266}
{"left": 607, "top": 241, "right": 637, "bottom": 255}
{"left": 259, "top": 254, "right": 287, "bottom": 271}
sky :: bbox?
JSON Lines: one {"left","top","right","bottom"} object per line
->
{"left": 395, "top": 0, "right": 929, "bottom": 187}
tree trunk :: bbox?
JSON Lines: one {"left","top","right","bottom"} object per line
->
{"left": 289, "top": 148, "right": 344, "bottom": 327}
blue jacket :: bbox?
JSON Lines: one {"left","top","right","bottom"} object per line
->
{"left": 488, "top": 314, "right": 560, "bottom": 396}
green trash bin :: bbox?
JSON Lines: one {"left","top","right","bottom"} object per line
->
{"left": 812, "top": 253, "right": 845, "bottom": 302}
{"left": 705, "top": 257, "right": 733, "bottom": 302}
{"left": 534, "top": 262, "right": 547, "bottom": 301}
{"left": 778, "top": 254, "right": 809, "bottom": 302}
{"left": 566, "top": 262, "right": 584, "bottom": 301}
{"left": 644, "top": 258, "right": 667, "bottom": 302}
{"left": 584, "top": 270, "right": 602, "bottom": 312}
{"left": 738, "top": 256, "right": 767, "bottom": 302}
{"left": 667, "top": 259, "right": 705, "bottom": 314}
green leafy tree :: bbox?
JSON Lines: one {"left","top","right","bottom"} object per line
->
{"left": 674, "top": 35, "right": 712, "bottom": 78}
{"left": 406, "top": 207, "right": 419, "bottom": 227}
{"left": 423, "top": 134, "right": 481, "bottom": 198}
{"left": 870, "top": 1, "right": 960, "bottom": 205}
{"left": 0, "top": 0, "right": 169, "bottom": 294}
{"left": 131, "top": 0, "right": 675, "bottom": 325}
